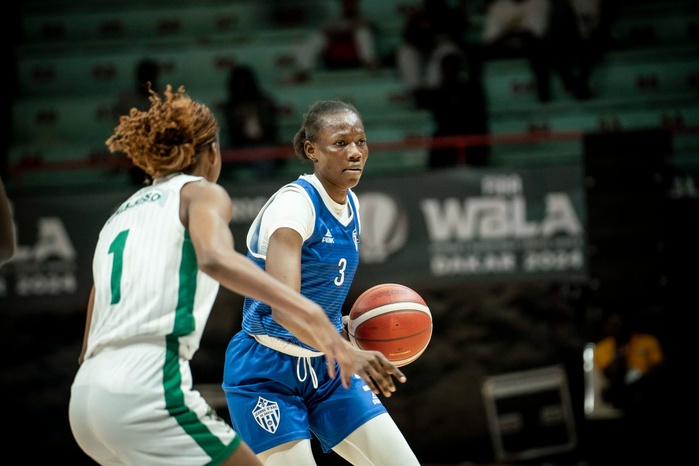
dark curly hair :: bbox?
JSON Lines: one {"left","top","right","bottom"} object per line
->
{"left": 106, "top": 84, "right": 218, "bottom": 179}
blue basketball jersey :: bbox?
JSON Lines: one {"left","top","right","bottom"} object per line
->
{"left": 224, "top": 177, "right": 390, "bottom": 455}
{"left": 241, "top": 177, "right": 360, "bottom": 350}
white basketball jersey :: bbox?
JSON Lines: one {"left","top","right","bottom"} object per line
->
{"left": 84, "top": 174, "right": 219, "bottom": 361}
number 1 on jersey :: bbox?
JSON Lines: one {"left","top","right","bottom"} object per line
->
{"left": 108, "top": 230, "right": 129, "bottom": 304}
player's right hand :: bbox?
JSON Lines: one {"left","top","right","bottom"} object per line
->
{"left": 349, "top": 346, "right": 407, "bottom": 397}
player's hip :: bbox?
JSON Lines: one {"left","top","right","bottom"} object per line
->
{"left": 73, "top": 339, "right": 193, "bottom": 394}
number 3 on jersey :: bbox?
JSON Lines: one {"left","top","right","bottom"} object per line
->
{"left": 334, "top": 257, "right": 347, "bottom": 286}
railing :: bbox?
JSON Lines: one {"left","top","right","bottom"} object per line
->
{"left": 6, "top": 126, "right": 698, "bottom": 191}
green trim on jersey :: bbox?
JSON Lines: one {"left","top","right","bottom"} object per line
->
{"left": 164, "top": 336, "right": 237, "bottom": 463}
{"left": 174, "top": 231, "right": 197, "bottom": 336}
{"left": 165, "top": 231, "right": 238, "bottom": 462}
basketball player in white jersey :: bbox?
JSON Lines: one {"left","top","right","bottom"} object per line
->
{"left": 222, "top": 100, "right": 420, "bottom": 465}
{"left": 68, "top": 85, "right": 359, "bottom": 466}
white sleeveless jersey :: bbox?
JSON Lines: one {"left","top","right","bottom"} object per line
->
{"left": 84, "top": 174, "right": 219, "bottom": 361}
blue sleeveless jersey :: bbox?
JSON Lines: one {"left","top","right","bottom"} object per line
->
{"left": 241, "top": 178, "right": 360, "bottom": 350}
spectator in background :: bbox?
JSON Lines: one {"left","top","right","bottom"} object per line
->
{"left": 221, "top": 64, "right": 283, "bottom": 180}
{"left": 415, "top": 52, "right": 490, "bottom": 168}
{"left": 593, "top": 311, "right": 665, "bottom": 414}
{"left": 546, "top": 0, "right": 590, "bottom": 99}
{"left": 474, "top": 0, "right": 553, "bottom": 102}
{"left": 112, "top": 59, "right": 160, "bottom": 185}
{"left": 547, "top": 0, "right": 615, "bottom": 100}
{"left": 0, "top": 177, "right": 16, "bottom": 266}
{"left": 287, "top": 0, "right": 380, "bottom": 83}
{"left": 395, "top": 0, "right": 469, "bottom": 100}
{"left": 592, "top": 310, "right": 670, "bottom": 463}
{"left": 476, "top": 0, "right": 606, "bottom": 103}
{"left": 571, "top": 0, "right": 615, "bottom": 79}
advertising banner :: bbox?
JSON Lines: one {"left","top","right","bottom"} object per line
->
{"left": 0, "top": 166, "right": 587, "bottom": 313}
{"left": 350, "top": 167, "right": 587, "bottom": 287}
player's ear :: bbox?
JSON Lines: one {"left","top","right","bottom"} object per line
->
{"left": 208, "top": 141, "right": 219, "bottom": 162}
{"left": 209, "top": 130, "right": 221, "bottom": 159}
{"left": 304, "top": 140, "right": 317, "bottom": 162}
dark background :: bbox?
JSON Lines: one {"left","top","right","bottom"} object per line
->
{"left": 3, "top": 0, "right": 697, "bottom": 464}
{"left": 2, "top": 129, "right": 694, "bottom": 464}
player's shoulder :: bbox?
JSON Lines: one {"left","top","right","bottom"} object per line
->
{"left": 178, "top": 176, "right": 229, "bottom": 202}
{"left": 281, "top": 177, "right": 316, "bottom": 200}
{"left": 269, "top": 183, "right": 314, "bottom": 216}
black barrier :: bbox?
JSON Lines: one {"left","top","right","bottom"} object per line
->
{"left": 0, "top": 165, "right": 587, "bottom": 313}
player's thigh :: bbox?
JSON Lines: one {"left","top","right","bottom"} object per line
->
{"left": 257, "top": 439, "right": 316, "bottom": 466}
{"left": 309, "top": 374, "right": 386, "bottom": 452}
{"left": 332, "top": 413, "right": 420, "bottom": 466}
{"left": 221, "top": 440, "right": 264, "bottom": 466}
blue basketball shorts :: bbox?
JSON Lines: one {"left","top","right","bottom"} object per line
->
{"left": 222, "top": 332, "right": 387, "bottom": 454}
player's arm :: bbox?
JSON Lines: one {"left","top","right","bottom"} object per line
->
{"left": 266, "top": 229, "right": 405, "bottom": 397}
{"left": 0, "top": 178, "right": 16, "bottom": 266}
{"left": 265, "top": 227, "right": 333, "bottom": 346}
{"left": 181, "top": 180, "right": 357, "bottom": 387}
{"left": 78, "top": 285, "right": 96, "bottom": 365}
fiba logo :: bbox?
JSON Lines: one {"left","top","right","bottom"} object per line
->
{"left": 357, "top": 193, "right": 408, "bottom": 263}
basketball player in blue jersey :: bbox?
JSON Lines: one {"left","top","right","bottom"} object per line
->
{"left": 69, "top": 86, "right": 357, "bottom": 466}
{"left": 222, "top": 100, "right": 420, "bottom": 465}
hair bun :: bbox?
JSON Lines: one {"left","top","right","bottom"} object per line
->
{"left": 159, "top": 128, "right": 186, "bottom": 146}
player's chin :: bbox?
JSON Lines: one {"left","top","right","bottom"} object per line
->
{"left": 343, "top": 169, "right": 363, "bottom": 182}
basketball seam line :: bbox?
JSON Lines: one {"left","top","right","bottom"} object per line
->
{"left": 348, "top": 302, "right": 431, "bottom": 330}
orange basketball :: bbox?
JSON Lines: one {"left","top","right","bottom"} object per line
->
{"left": 347, "top": 283, "right": 432, "bottom": 367}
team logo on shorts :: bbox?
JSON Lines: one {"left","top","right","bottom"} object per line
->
{"left": 253, "top": 396, "right": 280, "bottom": 434}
